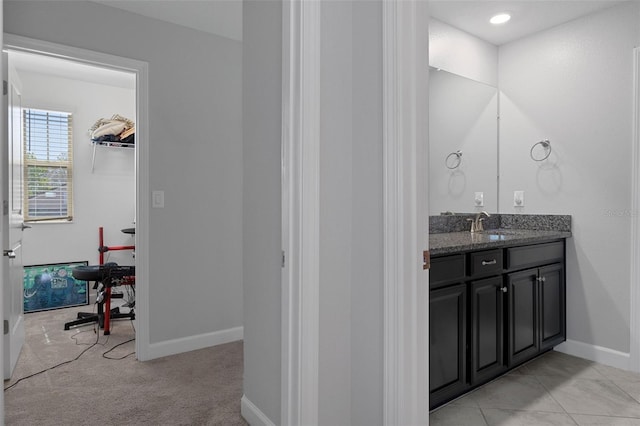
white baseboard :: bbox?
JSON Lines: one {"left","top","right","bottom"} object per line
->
{"left": 241, "top": 395, "right": 276, "bottom": 426}
{"left": 145, "top": 326, "right": 243, "bottom": 360}
{"left": 554, "top": 339, "right": 630, "bottom": 371}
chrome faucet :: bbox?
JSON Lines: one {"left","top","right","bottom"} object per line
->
{"left": 467, "top": 211, "right": 490, "bottom": 233}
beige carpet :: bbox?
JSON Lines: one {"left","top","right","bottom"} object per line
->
{"left": 4, "top": 303, "right": 247, "bottom": 425}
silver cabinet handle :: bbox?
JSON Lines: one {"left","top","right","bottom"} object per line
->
{"left": 501, "top": 287, "right": 508, "bottom": 293}
{"left": 537, "top": 276, "right": 546, "bottom": 282}
{"left": 482, "top": 259, "right": 497, "bottom": 266}
{"left": 20, "top": 223, "right": 31, "bottom": 231}
{"left": 3, "top": 250, "right": 15, "bottom": 259}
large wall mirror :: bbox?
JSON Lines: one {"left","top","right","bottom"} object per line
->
{"left": 428, "top": 67, "right": 498, "bottom": 215}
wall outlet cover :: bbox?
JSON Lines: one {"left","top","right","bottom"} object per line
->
{"left": 514, "top": 190, "right": 524, "bottom": 207}
{"left": 474, "top": 192, "right": 484, "bottom": 207}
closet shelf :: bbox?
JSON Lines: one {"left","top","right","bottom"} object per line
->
{"left": 91, "top": 139, "right": 135, "bottom": 172}
{"left": 92, "top": 140, "right": 134, "bottom": 148}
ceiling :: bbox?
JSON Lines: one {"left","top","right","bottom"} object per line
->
{"left": 10, "top": 0, "right": 243, "bottom": 87}
{"left": 8, "top": 1, "right": 626, "bottom": 87}
{"left": 91, "top": 0, "right": 242, "bottom": 41}
{"left": 92, "top": 1, "right": 622, "bottom": 46}
{"left": 428, "top": 0, "right": 625, "bottom": 45}
{"left": 9, "top": 51, "right": 136, "bottom": 90}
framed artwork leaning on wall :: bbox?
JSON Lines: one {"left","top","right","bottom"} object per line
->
{"left": 23, "top": 261, "right": 89, "bottom": 313}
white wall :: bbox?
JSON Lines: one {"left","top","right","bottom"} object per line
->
{"left": 242, "top": 1, "right": 386, "bottom": 424}
{"left": 429, "top": 18, "right": 498, "bottom": 87}
{"left": 242, "top": 0, "right": 282, "bottom": 423}
{"left": 16, "top": 69, "right": 135, "bottom": 268}
{"left": 499, "top": 2, "right": 640, "bottom": 354}
{"left": 5, "top": 0, "right": 243, "bottom": 353}
{"left": 349, "top": 2, "right": 384, "bottom": 424}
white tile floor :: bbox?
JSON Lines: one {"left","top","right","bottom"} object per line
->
{"left": 430, "top": 351, "right": 640, "bottom": 425}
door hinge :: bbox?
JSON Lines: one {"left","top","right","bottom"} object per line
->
{"left": 3, "top": 320, "right": 8, "bottom": 335}
{"left": 423, "top": 250, "right": 430, "bottom": 270}
{"left": 3, "top": 80, "right": 7, "bottom": 96}
{"left": 282, "top": 250, "right": 285, "bottom": 268}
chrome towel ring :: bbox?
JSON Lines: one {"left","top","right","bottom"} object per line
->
{"left": 530, "top": 139, "right": 551, "bottom": 161}
{"left": 445, "top": 150, "right": 463, "bottom": 169}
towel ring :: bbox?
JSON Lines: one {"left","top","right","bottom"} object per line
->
{"left": 530, "top": 139, "right": 551, "bottom": 161}
{"left": 445, "top": 150, "right": 463, "bottom": 169}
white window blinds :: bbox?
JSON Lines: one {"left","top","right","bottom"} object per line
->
{"left": 23, "top": 109, "right": 73, "bottom": 221}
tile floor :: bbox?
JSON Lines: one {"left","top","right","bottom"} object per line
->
{"left": 430, "top": 350, "right": 640, "bottom": 425}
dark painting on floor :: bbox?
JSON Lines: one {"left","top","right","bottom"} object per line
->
{"left": 24, "top": 261, "right": 89, "bottom": 313}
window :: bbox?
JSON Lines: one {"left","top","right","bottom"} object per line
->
{"left": 23, "top": 109, "right": 73, "bottom": 221}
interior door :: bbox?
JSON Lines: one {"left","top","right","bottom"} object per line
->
{"left": 3, "top": 51, "right": 25, "bottom": 379}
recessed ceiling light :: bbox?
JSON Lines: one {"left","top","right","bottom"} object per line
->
{"left": 490, "top": 13, "right": 511, "bottom": 25}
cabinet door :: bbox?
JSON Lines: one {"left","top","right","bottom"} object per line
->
{"left": 430, "top": 254, "right": 466, "bottom": 290}
{"left": 539, "top": 263, "right": 565, "bottom": 351}
{"left": 470, "top": 276, "right": 507, "bottom": 384}
{"left": 507, "top": 269, "right": 539, "bottom": 367}
{"left": 470, "top": 276, "right": 507, "bottom": 385}
{"left": 430, "top": 283, "right": 468, "bottom": 408}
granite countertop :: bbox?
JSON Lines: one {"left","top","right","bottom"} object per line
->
{"left": 430, "top": 229, "right": 572, "bottom": 256}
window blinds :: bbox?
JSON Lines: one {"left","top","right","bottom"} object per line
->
{"left": 23, "top": 109, "right": 73, "bottom": 221}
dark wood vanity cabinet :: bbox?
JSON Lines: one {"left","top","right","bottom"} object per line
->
{"left": 506, "top": 263, "right": 565, "bottom": 367}
{"left": 539, "top": 263, "right": 565, "bottom": 351}
{"left": 506, "top": 269, "right": 541, "bottom": 366}
{"left": 429, "top": 254, "right": 469, "bottom": 405}
{"left": 470, "top": 276, "right": 507, "bottom": 385}
{"left": 429, "top": 283, "right": 468, "bottom": 404}
{"left": 429, "top": 239, "right": 566, "bottom": 409}
{"left": 506, "top": 242, "right": 566, "bottom": 366}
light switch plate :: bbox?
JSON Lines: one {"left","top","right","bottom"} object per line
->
{"left": 474, "top": 192, "right": 484, "bottom": 207}
{"left": 514, "top": 190, "right": 524, "bottom": 207}
{"left": 152, "top": 190, "right": 165, "bottom": 208}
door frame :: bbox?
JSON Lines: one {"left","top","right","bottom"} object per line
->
{"left": 382, "top": 1, "right": 429, "bottom": 424}
{"left": 2, "top": 34, "right": 151, "bottom": 360}
{"left": 280, "top": 0, "right": 321, "bottom": 424}
{"left": 280, "top": 1, "right": 429, "bottom": 424}
{"left": 631, "top": 46, "right": 640, "bottom": 373}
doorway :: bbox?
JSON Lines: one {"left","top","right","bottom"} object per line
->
{"left": 7, "top": 47, "right": 136, "bottom": 355}
{"left": 2, "top": 34, "right": 150, "bottom": 373}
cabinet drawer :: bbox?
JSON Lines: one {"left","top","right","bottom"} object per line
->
{"left": 430, "top": 254, "right": 466, "bottom": 289}
{"left": 469, "top": 249, "right": 503, "bottom": 278}
{"left": 507, "top": 241, "right": 564, "bottom": 271}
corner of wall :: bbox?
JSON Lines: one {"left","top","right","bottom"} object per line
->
{"left": 555, "top": 339, "right": 630, "bottom": 371}
{"left": 241, "top": 395, "right": 277, "bottom": 426}
{"left": 146, "top": 326, "right": 243, "bottom": 360}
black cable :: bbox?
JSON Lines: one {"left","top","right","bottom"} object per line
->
{"left": 67, "top": 303, "right": 112, "bottom": 347}
{"left": 71, "top": 328, "right": 107, "bottom": 346}
{"left": 4, "top": 328, "right": 101, "bottom": 391}
{"left": 5, "top": 325, "right": 135, "bottom": 389}
{"left": 101, "top": 315, "right": 136, "bottom": 359}
{"left": 102, "top": 338, "right": 135, "bottom": 360}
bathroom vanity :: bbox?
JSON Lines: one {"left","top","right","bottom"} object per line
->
{"left": 429, "top": 214, "right": 571, "bottom": 409}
